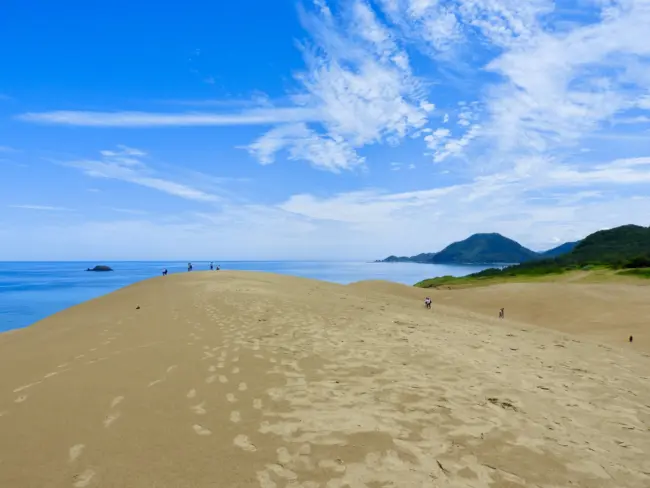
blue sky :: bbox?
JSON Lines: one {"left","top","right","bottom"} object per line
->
{"left": 2, "top": 0, "right": 650, "bottom": 260}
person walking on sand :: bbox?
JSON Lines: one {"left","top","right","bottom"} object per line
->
{"left": 210, "top": 262, "right": 214, "bottom": 271}
{"left": 424, "top": 297, "right": 432, "bottom": 309}
{"left": 162, "top": 268, "right": 168, "bottom": 276}
{"left": 499, "top": 308, "right": 505, "bottom": 319}
{"left": 188, "top": 262, "right": 193, "bottom": 272}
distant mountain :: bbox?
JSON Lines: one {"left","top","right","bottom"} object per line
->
{"left": 379, "top": 233, "right": 544, "bottom": 265}
{"left": 429, "top": 233, "right": 539, "bottom": 264}
{"left": 378, "top": 233, "right": 581, "bottom": 265}
{"left": 539, "top": 241, "right": 579, "bottom": 258}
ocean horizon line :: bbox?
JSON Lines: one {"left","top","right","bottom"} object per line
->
{"left": 0, "top": 259, "right": 374, "bottom": 264}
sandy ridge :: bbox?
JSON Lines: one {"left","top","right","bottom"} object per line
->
{"left": 1, "top": 271, "right": 649, "bottom": 487}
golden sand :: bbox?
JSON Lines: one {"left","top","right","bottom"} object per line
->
{"left": 1, "top": 272, "right": 649, "bottom": 487}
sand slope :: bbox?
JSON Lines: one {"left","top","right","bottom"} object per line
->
{"left": 1, "top": 272, "right": 649, "bottom": 487}
{"left": 432, "top": 282, "right": 650, "bottom": 353}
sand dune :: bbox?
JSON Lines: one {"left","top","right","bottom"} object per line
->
{"left": 433, "top": 282, "right": 650, "bottom": 353}
{"left": 1, "top": 271, "right": 649, "bottom": 487}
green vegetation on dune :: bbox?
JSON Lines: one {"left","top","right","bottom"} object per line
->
{"left": 619, "top": 268, "right": 650, "bottom": 279}
{"left": 415, "top": 225, "right": 650, "bottom": 288}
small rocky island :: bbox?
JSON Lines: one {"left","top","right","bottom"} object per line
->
{"left": 85, "top": 265, "right": 113, "bottom": 272}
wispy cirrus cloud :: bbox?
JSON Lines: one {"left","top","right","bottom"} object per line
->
{"left": 18, "top": 107, "right": 320, "bottom": 127}
{"left": 9, "top": 204, "right": 72, "bottom": 211}
{"left": 64, "top": 146, "right": 220, "bottom": 202}
{"left": 246, "top": 0, "right": 434, "bottom": 171}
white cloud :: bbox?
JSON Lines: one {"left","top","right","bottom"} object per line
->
{"left": 482, "top": 1, "right": 650, "bottom": 159}
{"left": 65, "top": 147, "right": 220, "bottom": 202}
{"left": 17, "top": 107, "right": 320, "bottom": 127}
{"left": 105, "top": 207, "right": 150, "bottom": 215}
{"left": 549, "top": 157, "right": 650, "bottom": 185}
{"left": 246, "top": 0, "right": 433, "bottom": 171}
{"left": 5, "top": 151, "right": 650, "bottom": 260}
{"left": 0, "top": 146, "right": 17, "bottom": 152}
{"left": 9, "top": 204, "right": 72, "bottom": 211}
{"left": 246, "top": 123, "right": 364, "bottom": 172}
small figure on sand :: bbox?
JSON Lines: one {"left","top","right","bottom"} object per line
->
{"left": 630, "top": 335, "right": 634, "bottom": 343}
{"left": 499, "top": 308, "right": 505, "bottom": 319}
{"left": 210, "top": 262, "right": 214, "bottom": 270}
{"left": 162, "top": 268, "right": 168, "bottom": 276}
{"left": 216, "top": 265, "right": 220, "bottom": 271}
{"left": 424, "top": 297, "right": 432, "bottom": 309}
{"left": 187, "top": 262, "right": 193, "bottom": 272}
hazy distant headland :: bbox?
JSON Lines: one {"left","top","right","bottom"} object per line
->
{"left": 378, "top": 232, "right": 579, "bottom": 265}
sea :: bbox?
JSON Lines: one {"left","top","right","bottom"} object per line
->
{"left": 0, "top": 261, "right": 490, "bottom": 333}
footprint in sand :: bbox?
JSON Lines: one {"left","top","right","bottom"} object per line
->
{"left": 267, "top": 463, "right": 298, "bottom": 481}
{"left": 104, "top": 413, "right": 121, "bottom": 428}
{"left": 231, "top": 367, "right": 240, "bottom": 374}
{"left": 187, "top": 389, "right": 197, "bottom": 399}
{"left": 234, "top": 434, "right": 257, "bottom": 452}
{"left": 191, "top": 402, "right": 207, "bottom": 415}
{"left": 208, "top": 365, "right": 217, "bottom": 373}
{"left": 219, "top": 375, "right": 228, "bottom": 384}
{"left": 166, "top": 365, "right": 177, "bottom": 373}
{"left": 148, "top": 379, "right": 163, "bottom": 387}
{"left": 206, "top": 375, "right": 217, "bottom": 384}
{"left": 232, "top": 356, "right": 240, "bottom": 363}
{"left": 238, "top": 382, "right": 248, "bottom": 392}
{"left": 15, "top": 395, "right": 27, "bottom": 404}
{"left": 257, "top": 471, "right": 276, "bottom": 488}
{"left": 226, "top": 393, "right": 237, "bottom": 403}
{"left": 72, "top": 468, "right": 96, "bottom": 487}
{"left": 217, "top": 362, "right": 225, "bottom": 368}
{"left": 69, "top": 444, "right": 85, "bottom": 463}
{"left": 192, "top": 424, "right": 212, "bottom": 436}
{"left": 230, "top": 411, "right": 241, "bottom": 423}
{"left": 253, "top": 399, "right": 263, "bottom": 409}
{"left": 110, "top": 396, "right": 124, "bottom": 408}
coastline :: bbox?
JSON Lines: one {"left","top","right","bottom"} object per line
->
{"left": 0, "top": 261, "right": 490, "bottom": 333}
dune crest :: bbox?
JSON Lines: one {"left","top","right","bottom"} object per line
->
{"left": 1, "top": 271, "right": 649, "bottom": 487}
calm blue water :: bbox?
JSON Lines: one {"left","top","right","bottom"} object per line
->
{"left": 0, "top": 261, "right": 489, "bottom": 332}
